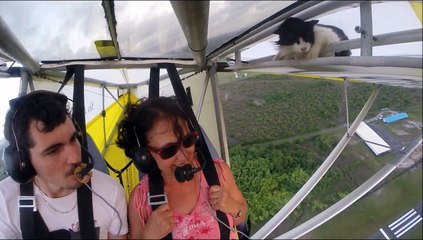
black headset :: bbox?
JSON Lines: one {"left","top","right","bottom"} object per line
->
{"left": 2, "top": 116, "right": 36, "bottom": 184}
{"left": 2, "top": 91, "right": 85, "bottom": 184}
{"left": 130, "top": 125, "right": 157, "bottom": 174}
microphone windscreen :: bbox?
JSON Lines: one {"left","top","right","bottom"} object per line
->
{"left": 74, "top": 163, "right": 93, "bottom": 184}
{"left": 174, "top": 164, "right": 194, "bottom": 183}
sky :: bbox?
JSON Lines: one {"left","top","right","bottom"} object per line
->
{"left": 0, "top": 1, "right": 422, "bottom": 140}
{"left": 0, "top": 78, "right": 20, "bottom": 139}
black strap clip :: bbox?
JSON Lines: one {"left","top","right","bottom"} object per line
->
{"left": 147, "top": 192, "right": 168, "bottom": 206}
{"left": 18, "top": 196, "right": 37, "bottom": 212}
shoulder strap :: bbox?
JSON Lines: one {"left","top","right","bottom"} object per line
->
{"left": 19, "top": 182, "right": 36, "bottom": 239}
{"left": 153, "top": 63, "right": 230, "bottom": 239}
{"left": 148, "top": 170, "right": 172, "bottom": 240}
{"left": 71, "top": 65, "right": 96, "bottom": 239}
{"left": 198, "top": 151, "right": 231, "bottom": 239}
{"left": 19, "top": 182, "right": 75, "bottom": 239}
{"left": 19, "top": 182, "right": 53, "bottom": 239}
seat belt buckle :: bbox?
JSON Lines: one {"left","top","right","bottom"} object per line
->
{"left": 18, "top": 196, "right": 37, "bottom": 212}
{"left": 147, "top": 192, "right": 167, "bottom": 206}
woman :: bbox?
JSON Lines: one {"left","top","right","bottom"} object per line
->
{"left": 116, "top": 96, "right": 248, "bottom": 239}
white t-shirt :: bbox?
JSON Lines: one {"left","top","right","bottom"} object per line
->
{"left": 0, "top": 169, "right": 128, "bottom": 239}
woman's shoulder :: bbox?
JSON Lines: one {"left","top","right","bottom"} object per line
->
{"left": 212, "top": 158, "right": 230, "bottom": 170}
{"left": 130, "top": 175, "right": 149, "bottom": 200}
{"left": 212, "top": 158, "right": 231, "bottom": 183}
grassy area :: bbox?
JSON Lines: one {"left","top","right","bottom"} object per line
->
{"left": 219, "top": 73, "right": 422, "bottom": 145}
{"left": 218, "top": 72, "right": 422, "bottom": 237}
{"left": 304, "top": 162, "right": 422, "bottom": 239}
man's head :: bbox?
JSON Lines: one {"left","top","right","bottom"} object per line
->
{"left": 3, "top": 90, "right": 82, "bottom": 188}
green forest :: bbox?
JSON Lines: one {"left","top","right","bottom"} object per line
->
{"left": 218, "top": 73, "right": 422, "bottom": 232}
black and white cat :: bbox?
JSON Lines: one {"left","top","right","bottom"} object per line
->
{"left": 273, "top": 17, "right": 351, "bottom": 60}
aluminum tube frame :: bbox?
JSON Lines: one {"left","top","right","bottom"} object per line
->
{"left": 0, "top": 16, "right": 39, "bottom": 73}
{"left": 360, "top": 2, "right": 373, "bottom": 56}
{"left": 252, "top": 84, "right": 382, "bottom": 239}
{"left": 171, "top": 1, "right": 209, "bottom": 68}
{"left": 325, "top": 28, "right": 422, "bottom": 53}
{"left": 102, "top": 0, "right": 121, "bottom": 59}
{"left": 195, "top": 71, "right": 210, "bottom": 120}
{"left": 228, "top": 56, "right": 423, "bottom": 70}
{"left": 19, "top": 69, "right": 31, "bottom": 95}
{"left": 209, "top": 63, "right": 229, "bottom": 163}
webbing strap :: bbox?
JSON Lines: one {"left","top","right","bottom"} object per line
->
{"left": 149, "top": 67, "right": 160, "bottom": 99}
{"left": 57, "top": 66, "right": 75, "bottom": 93}
{"left": 71, "top": 65, "right": 96, "bottom": 239}
{"left": 20, "top": 183, "right": 63, "bottom": 239}
{"left": 148, "top": 170, "right": 172, "bottom": 240}
{"left": 164, "top": 63, "right": 231, "bottom": 239}
{"left": 19, "top": 182, "right": 35, "bottom": 239}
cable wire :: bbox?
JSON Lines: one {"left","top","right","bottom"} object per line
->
{"left": 198, "top": 173, "right": 250, "bottom": 239}
{"left": 83, "top": 183, "right": 123, "bottom": 237}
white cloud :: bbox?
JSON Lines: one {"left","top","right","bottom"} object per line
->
{"left": 0, "top": 78, "right": 20, "bottom": 140}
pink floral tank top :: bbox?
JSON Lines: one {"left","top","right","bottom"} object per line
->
{"left": 132, "top": 159, "right": 237, "bottom": 239}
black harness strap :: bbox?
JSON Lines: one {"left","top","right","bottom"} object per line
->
{"left": 19, "top": 182, "right": 36, "bottom": 239}
{"left": 165, "top": 63, "right": 230, "bottom": 239}
{"left": 104, "top": 159, "right": 133, "bottom": 187}
{"left": 72, "top": 65, "right": 96, "bottom": 239}
{"left": 20, "top": 183, "right": 71, "bottom": 239}
{"left": 198, "top": 150, "right": 231, "bottom": 239}
{"left": 148, "top": 170, "right": 172, "bottom": 240}
{"left": 149, "top": 67, "right": 160, "bottom": 99}
{"left": 57, "top": 66, "right": 75, "bottom": 93}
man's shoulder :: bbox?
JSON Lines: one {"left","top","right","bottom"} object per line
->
{"left": 0, "top": 177, "right": 20, "bottom": 198}
{"left": 0, "top": 176, "right": 19, "bottom": 187}
{"left": 91, "top": 169, "right": 120, "bottom": 187}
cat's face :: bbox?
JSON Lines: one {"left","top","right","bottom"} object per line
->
{"left": 274, "top": 17, "right": 319, "bottom": 54}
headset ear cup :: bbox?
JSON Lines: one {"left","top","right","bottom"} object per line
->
{"left": 2, "top": 145, "right": 36, "bottom": 184}
{"left": 131, "top": 147, "right": 157, "bottom": 174}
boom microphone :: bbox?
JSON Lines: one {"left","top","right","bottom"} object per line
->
{"left": 174, "top": 148, "right": 206, "bottom": 183}
{"left": 74, "top": 148, "right": 94, "bottom": 184}
{"left": 174, "top": 164, "right": 202, "bottom": 183}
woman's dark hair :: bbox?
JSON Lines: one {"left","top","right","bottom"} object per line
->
{"left": 3, "top": 90, "right": 70, "bottom": 151}
{"left": 116, "top": 96, "right": 194, "bottom": 159}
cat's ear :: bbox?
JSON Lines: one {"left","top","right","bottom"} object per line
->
{"left": 309, "top": 20, "right": 319, "bottom": 26}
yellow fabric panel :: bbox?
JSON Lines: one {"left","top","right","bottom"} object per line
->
{"left": 86, "top": 93, "right": 134, "bottom": 153}
{"left": 103, "top": 132, "right": 140, "bottom": 201}
{"left": 86, "top": 93, "right": 139, "bottom": 199}
{"left": 410, "top": 1, "right": 422, "bottom": 23}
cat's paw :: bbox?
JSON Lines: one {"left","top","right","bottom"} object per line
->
{"left": 273, "top": 54, "right": 285, "bottom": 61}
{"left": 305, "top": 52, "right": 319, "bottom": 59}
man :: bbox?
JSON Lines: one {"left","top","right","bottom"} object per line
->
{"left": 0, "top": 90, "right": 128, "bottom": 239}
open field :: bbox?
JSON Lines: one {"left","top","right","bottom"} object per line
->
{"left": 218, "top": 72, "right": 422, "bottom": 237}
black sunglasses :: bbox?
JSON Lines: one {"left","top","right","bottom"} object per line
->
{"left": 147, "top": 131, "right": 199, "bottom": 159}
